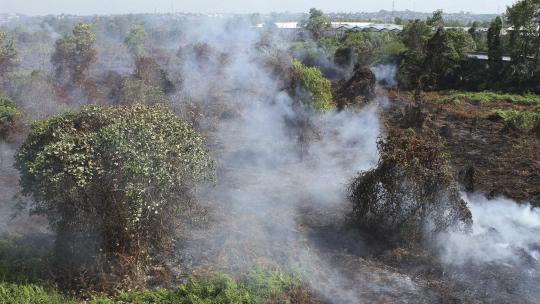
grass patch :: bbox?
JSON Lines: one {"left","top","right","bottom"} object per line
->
{"left": 240, "top": 267, "right": 302, "bottom": 303}
{"left": 0, "top": 283, "right": 75, "bottom": 304}
{"left": 89, "top": 269, "right": 305, "bottom": 304}
{"left": 442, "top": 91, "right": 540, "bottom": 105}
{"left": 493, "top": 109, "right": 540, "bottom": 129}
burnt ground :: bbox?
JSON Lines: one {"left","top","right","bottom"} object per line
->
{"left": 383, "top": 90, "right": 540, "bottom": 207}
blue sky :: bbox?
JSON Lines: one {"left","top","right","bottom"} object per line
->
{"left": 1, "top": 0, "right": 517, "bottom": 15}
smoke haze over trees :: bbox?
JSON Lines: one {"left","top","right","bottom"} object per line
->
{"left": 0, "top": 3, "right": 539, "bottom": 304}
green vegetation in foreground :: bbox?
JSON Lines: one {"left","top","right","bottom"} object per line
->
{"left": 291, "top": 59, "right": 334, "bottom": 112}
{"left": 493, "top": 109, "right": 540, "bottom": 129}
{"left": 0, "top": 283, "right": 75, "bottom": 304}
{"left": 442, "top": 91, "right": 540, "bottom": 105}
{"left": 0, "top": 241, "right": 303, "bottom": 304}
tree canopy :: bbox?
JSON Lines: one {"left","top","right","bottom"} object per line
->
{"left": 15, "top": 104, "right": 214, "bottom": 289}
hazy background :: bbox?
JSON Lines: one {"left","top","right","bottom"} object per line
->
{"left": 1, "top": 0, "right": 517, "bottom": 15}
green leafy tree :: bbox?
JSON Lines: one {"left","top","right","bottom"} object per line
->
{"left": 427, "top": 9, "right": 445, "bottom": 29}
{"left": 15, "top": 104, "right": 214, "bottom": 290}
{"left": 0, "top": 31, "right": 17, "bottom": 81}
{"left": 124, "top": 24, "right": 148, "bottom": 59}
{"left": 303, "top": 8, "right": 330, "bottom": 40}
{"left": 0, "top": 95, "right": 19, "bottom": 138}
{"left": 51, "top": 23, "right": 96, "bottom": 88}
{"left": 400, "top": 19, "right": 431, "bottom": 52}
{"left": 487, "top": 17, "right": 504, "bottom": 62}
{"left": 505, "top": 0, "right": 540, "bottom": 88}
{"left": 290, "top": 59, "right": 333, "bottom": 112}
{"left": 468, "top": 21, "right": 487, "bottom": 51}
{"left": 397, "top": 20, "right": 431, "bottom": 91}
{"left": 423, "top": 28, "right": 474, "bottom": 89}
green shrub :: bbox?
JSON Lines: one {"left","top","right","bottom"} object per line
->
{"left": 15, "top": 104, "right": 214, "bottom": 289}
{"left": 0, "top": 283, "right": 74, "bottom": 304}
{"left": 291, "top": 59, "right": 333, "bottom": 112}
{"left": 445, "top": 91, "right": 540, "bottom": 105}
{"left": 494, "top": 109, "right": 540, "bottom": 129}
{"left": 0, "top": 95, "right": 19, "bottom": 137}
{"left": 240, "top": 267, "right": 301, "bottom": 302}
{"left": 0, "top": 239, "right": 51, "bottom": 284}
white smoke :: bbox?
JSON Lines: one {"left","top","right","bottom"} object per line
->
{"left": 371, "top": 64, "right": 397, "bottom": 87}
{"left": 438, "top": 193, "right": 540, "bottom": 265}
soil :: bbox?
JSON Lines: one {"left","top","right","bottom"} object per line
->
{"left": 382, "top": 90, "right": 540, "bottom": 207}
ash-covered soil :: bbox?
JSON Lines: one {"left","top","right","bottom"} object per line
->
{"left": 383, "top": 90, "right": 540, "bottom": 206}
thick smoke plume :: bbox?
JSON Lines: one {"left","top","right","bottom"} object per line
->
{"left": 437, "top": 193, "right": 540, "bottom": 303}
{"left": 168, "top": 18, "right": 434, "bottom": 302}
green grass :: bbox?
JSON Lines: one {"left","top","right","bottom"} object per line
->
{"left": 0, "top": 283, "right": 75, "bottom": 304}
{"left": 442, "top": 91, "right": 540, "bottom": 105}
{"left": 90, "top": 269, "right": 303, "bottom": 304}
{"left": 493, "top": 108, "right": 540, "bottom": 129}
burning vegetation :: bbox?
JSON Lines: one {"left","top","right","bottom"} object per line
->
{"left": 0, "top": 3, "right": 539, "bottom": 304}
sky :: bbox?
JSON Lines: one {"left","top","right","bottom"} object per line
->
{"left": 1, "top": 0, "right": 518, "bottom": 15}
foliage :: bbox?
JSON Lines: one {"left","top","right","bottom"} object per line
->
{"left": 423, "top": 28, "right": 474, "bottom": 89}
{"left": 443, "top": 91, "right": 540, "bottom": 105}
{"left": 302, "top": 8, "right": 330, "bottom": 40}
{"left": 400, "top": 19, "right": 431, "bottom": 52}
{"left": 426, "top": 9, "right": 445, "bottom": 28}
{"left": 398, "top": 16, "right": 474, "bottom": 91}
{"left": 494, "top": 108, "right": 540, "bottom": 129}
{"left": 15, "top": 104, "right": 214, "bottom": 290}
{"left": 0, "top": 283, "right": 74, "bottom": 304}
{"left": 0, "top": 239, "right": 51, "bottom": 284}
{"left": 51, "top": 23, "right": 96, "bottom": 85}
{"left": 348, "top": 130, "right": 472, "bottom": 246}
{"left": 0, "top": 31, "right": 18, "bottom": 79}
{"left": 487, "top": 17, "right": 504, "bottom": 62}
{"left": 124, "top": 24, "right": 148, "bottom": 58}
{"left": 240, "top": 267, "right": 301, "bottom": 303}
{"left": 0, "top": 95, "right": 19, "bottom": 137}
{"left": 119, "top": 78, "right": 169, "bottom": 105}
{"left": 90, "top": 269, "right": 306, "bottom": 304}
{"left": 290, "top": 59, "right": 333, "bottom": 112}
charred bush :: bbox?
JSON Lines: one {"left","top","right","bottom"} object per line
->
{"left": 400, "top": 101, "right": 426, "bottom": 129}
{"left": 348, "top": 130, "right": 472, "bottom": 246}
{"left": 15, "top": 104, "right": 214, "bottom": 291}
{"left": 336, "top": 63, "right": 376, "bottom": 109}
